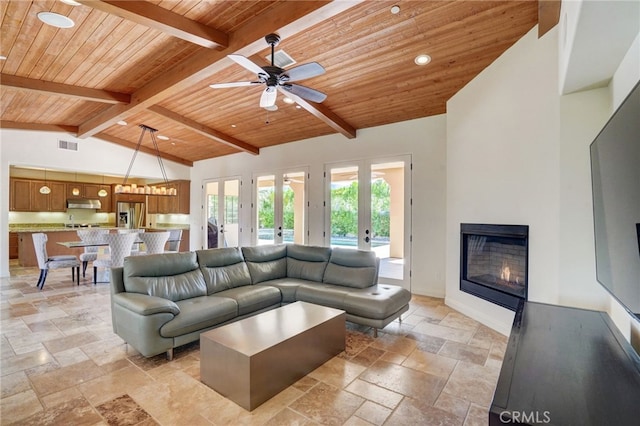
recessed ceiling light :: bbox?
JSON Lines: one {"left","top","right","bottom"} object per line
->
{"left": 414, "top": 54, "right": 432, "bottom": 66}
{"left": 37, "top": 12, "right": 75, "bottom": 28}
{"left": 283, "top": 97, "right": 295, "bottom": 104}
{"left": 60, "top": 0, "right": 81, "bottom": 6}
{"left": 157, "top": 135, "right": 170, "bottom": 141}
{"left": 296, "top": 105, "right": 302, "bottom": 109}
{"left": 390, "top": 5, "right": 401, "bottom": 14}
{"left": 117, "top": 120, "right": 127, "bottom": 126}
{"left": 0, "top": 55, "right": 6, "bottom": 60}
{"left": 231, "top": 124, "right": 236, "bottom": 128}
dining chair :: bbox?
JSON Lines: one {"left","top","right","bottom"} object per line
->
{"left": 32, "top": 233, "right": 80, "bottom": 290}
{"left": 138, "top": 232, "right": 170, "bottom": 255}
{"left": 92, "top": 233, "right": 138, "bottom": 285}
{"left": 117, "top": 228, "right": 145, "bottom": 255}
{"left": 76, "top": 229, "right": 109, "bottom": 277}
{"left": 165, "top": 229, "right": 183, "bottom": 253}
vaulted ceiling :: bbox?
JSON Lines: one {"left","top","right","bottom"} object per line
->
{"left": 1, "top": 1, "right": 556, "bottom": 167}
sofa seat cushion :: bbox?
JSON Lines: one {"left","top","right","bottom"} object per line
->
{"left": 160, "top": 296, "right": 237, "bottom": 338}
{"left": 215, "top": 286, "right": 281, "bottom": 316}
{"left": 295, "top": 283, "right": 352, "bottom": 311}
{"left": 343, "top": 285, "right": 412, "bottom": 320}
{"left": 256, "top": 278, "right": 314, "bottom": 303}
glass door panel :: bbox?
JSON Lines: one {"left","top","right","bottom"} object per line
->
{"left": 328, "top": 165, "right": 359, "bottom": 249}
{"left": 256, "top": 175, "right": 275, "bottom": 245}
{"left": 222, "top": 179, "right": 240, "bottom": 247}
{"left": 370, "top": 161, "right": 406, "bottom": 282}
{"left": 205, "top": 177, "right": 240, "bottom": 249}
{"left": 283, "top": 172, "right": 306, "bottom": 244}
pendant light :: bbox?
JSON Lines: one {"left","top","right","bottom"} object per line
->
{"left": 98, "top": 175, "right": 108, "bottom": 197}
{"left": 71, "top": 172, "right": 81, "bottom": 196}
{"left": 114, "top": 124, "right": 176, "bottom": 196}
{"left": 39, "top": 169, "right": 51, "bottom": 194}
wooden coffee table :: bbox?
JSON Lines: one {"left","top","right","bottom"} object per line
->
{"left": 200, "top": 301, "right": 346, "bottom": 411}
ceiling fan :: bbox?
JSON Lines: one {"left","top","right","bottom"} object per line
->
{"left": 210, "top": 33, "right": 327, "bottom": 108}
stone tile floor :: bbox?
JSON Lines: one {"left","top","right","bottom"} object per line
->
{"left": 0, "top": 262, "right": 507, "bottom": 425}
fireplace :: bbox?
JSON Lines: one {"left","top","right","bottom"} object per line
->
{"left": 460, "top": 224, "right": 529, "bottom": 311}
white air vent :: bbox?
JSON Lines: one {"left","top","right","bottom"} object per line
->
{"left": 266, "top": 49, "right": 297, "bottom": 68}
{"left": 58, "top": 140, "right": 78, "bottom": 151}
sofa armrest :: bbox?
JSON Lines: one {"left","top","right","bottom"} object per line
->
{"left": 113, "top": 293, "right": 180, "bottom": 316}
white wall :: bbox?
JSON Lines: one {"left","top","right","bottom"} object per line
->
{"left": 190, "top": 116, "right": 448, "bottom": 297}
{"left": 446, "top": 27, "right": 563, "bottom": 334}
{"left": 0, "top": 129, "right": 190, "bottom": 277}
{"left": 446, "top": 20, "right": 640, "bottom": 338}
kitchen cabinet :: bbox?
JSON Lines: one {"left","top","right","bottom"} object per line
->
{"left": 32, "top": 181, "right": 66, "bottom": 211}
{"left": 83, "top": 184, "right": 113, "bottom": 212}
{"left": 11, "top": 178, "right": 113, "bottom": 212}
{"left": 10, "top": 179, "right": 31, "bottom": 211}
{"left": 9, "top": 233, "right": 19, "bottom": 259}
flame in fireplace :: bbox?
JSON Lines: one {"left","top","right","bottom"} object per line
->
{"left": 500, "top": 261, "right": 511, "bottom": 282}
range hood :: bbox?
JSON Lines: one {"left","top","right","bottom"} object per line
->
{"left": 67, "top": 199, "right": 102, "bottom": 209}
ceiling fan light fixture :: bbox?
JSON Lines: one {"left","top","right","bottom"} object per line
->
{"left": 415, "top": 54, "right": 432, "bottom": 66}
{"left": 263, "top": 104, "right": 278, "bottom": 111}
{"left": 37, "top": 12, "right": 75, "bottom": 29}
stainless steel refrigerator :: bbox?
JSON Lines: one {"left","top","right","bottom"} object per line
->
{"left": 117, "top": 202, "right": 145, "bottom": 229}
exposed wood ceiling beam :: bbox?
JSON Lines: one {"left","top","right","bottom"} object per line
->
{"left": 76, "top": 0, "right": 228, "bottom": 49}
{"left": 0, "top": 121, "right": 78, "bottom": 133}
{"left": 94, "top": 132, "right": 193, "bottom": 167}
{"left": 76, "top": 1, "right": 363, "bottom": 140}
{"left": 148, "top": 105, "right": 260, "bottom": 155}
{"left": 538, "top": 0, "right": 561, "bottom": 38}
{"left": 0, "top": 74, "right": 130, "bottom": 104}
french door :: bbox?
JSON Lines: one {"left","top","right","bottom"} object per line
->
{"left": 325, "top": 156, "right": 411, "bottom": 289}
{"left": 203, "top": 177, "right": 241, "bottom": 249}
{"left": 253, "top": 169, "right": 308, "bottom": 245}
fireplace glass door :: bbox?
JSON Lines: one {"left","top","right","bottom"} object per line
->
{"left": 460, "top": 224, "right": 529, "bottom": 311}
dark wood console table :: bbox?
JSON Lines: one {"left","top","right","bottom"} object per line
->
{"left": 490, "top": 302, "right": 640, "bottom": 425}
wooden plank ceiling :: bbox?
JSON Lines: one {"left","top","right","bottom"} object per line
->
{"left": 1, "top": 1, "right": 550, "bottom": 167}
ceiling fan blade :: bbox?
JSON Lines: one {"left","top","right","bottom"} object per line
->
{"left": 209, "top": 81, "right": 261, "bottom": 89}
{"left": 228, "top": 54, "right": 266, "bottom": 76}
{"left": 281, "top": 84, "right": 327, "bottom": 103}
{"left": 285, "top": 62, "right": 325, "bottom": 82}
{"left": 259, "top": 87, "right": 277, "bottom": 108}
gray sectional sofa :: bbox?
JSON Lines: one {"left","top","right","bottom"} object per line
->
{"left": 110, "top": 244, "right": 411, "bottom": 359}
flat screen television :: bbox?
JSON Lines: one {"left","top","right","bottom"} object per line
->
{"left": 590, "top": 81, "right": 640, "bottom": 319}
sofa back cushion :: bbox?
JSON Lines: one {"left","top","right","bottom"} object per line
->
{"left": 286, "top": 244, "right": 331, "bottom": 282}
{"left": 323, "top": 247, "right": 378, "bottom": 289}
{"left": 196, "top": 247, "right": 252, "bottom": 294}
{"left": 241, "top": 245, "right": 287, "bottom": 284}
{"left": 123, "top": 252, "right": 207, "bottom": 301}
